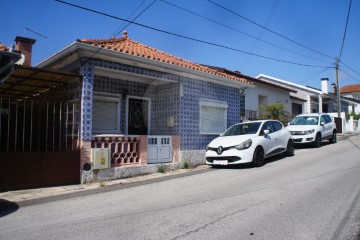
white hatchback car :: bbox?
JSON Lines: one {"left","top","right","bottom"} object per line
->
{"left": 206, "top": 120, "right": 294, "bottom": 167}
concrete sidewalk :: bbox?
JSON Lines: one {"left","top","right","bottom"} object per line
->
{"left": 0, "top": 165, "right": 211, "bottom": 204}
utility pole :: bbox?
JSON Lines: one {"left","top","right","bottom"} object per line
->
{"left": 335, "top": 57, "right": 341, "bottom": 118}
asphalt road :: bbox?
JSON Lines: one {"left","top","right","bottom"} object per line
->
{"left": 1, "top": 136, "right": 360, "bottom": 240}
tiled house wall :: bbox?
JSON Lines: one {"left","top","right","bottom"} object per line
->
{"left": 65, "top": 58, "right": 242, "bottom": 167}
{"left": 146, "top": 82, "right": 180, "bottom": 136}
{"left": 93, "top": 75, "right": 149, "bottom": 134}
{"left": 179, "top": 77, "right": 240, "bottom": 150}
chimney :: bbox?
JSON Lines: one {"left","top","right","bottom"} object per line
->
{"left": 331, "top": 83, "right": 337, "bottom": 94}
{"left": 15, "top": 36, "right": 36, "bottom": 67}
{"left": 321, "top": 78, "right": 329, "bottom": 94}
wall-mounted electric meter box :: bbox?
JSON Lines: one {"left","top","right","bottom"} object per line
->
{"left": 91, "top": 148, "right": 111, "bottom": 170}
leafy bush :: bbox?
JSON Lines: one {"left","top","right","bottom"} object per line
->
{"left": 182, "top": 160, "right": 191, "bottom": 169}
{"left": 258, "top": 103, "right": 291, "bottom": 125}
{"left": 346, "top": 112, "right": 360, "bottom": 121}
{"left": 157, "top": 165, "right": 165, "bottom": 173}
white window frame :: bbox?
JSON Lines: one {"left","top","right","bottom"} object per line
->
{"left": 92, "top": 92, "right": 121, "bottom": 134}
{"left": 125, "top": 95, "right": 151, "bottom": 135}
{"left": 199, "top": 98, "right": 228, "bottom": 135}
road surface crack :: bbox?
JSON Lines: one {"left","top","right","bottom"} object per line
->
{"left": 170, "top": 199, "right": 269, "bottom": 240}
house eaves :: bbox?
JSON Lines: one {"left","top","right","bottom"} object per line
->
{"left": 204, "top": 66, "right": 295, "bottom": 93}
{"left": 257, "top": 73, "right": 322, "bottom": 95}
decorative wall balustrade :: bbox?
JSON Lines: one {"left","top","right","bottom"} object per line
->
{"left": 91, "top": 136, "right": 140, "bottom": 166}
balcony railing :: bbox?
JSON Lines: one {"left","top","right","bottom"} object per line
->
{"left": 241, "top": 109, "right": 257, "bottom": 121}
{"left": 91, "top": 136, "right": 140, "bottom": 166}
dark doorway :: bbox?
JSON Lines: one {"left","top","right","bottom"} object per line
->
{"left": 322, "top": 104, "right": 328, "bottom": 113}
{"left": 128, "top": 98, "right": 149, "bottom": 135}
{"left": 292, "top": 103, "right": 303, "bottom": 117}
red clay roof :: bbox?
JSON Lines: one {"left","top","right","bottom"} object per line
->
{"left": 77, "top": 31, "right": 253, "bottom": 86}
{"left": 340, "top": 84, "right": 360, "bottom": 93}
{"left": 0, "top": 42, "right": 8, "bottom": 51}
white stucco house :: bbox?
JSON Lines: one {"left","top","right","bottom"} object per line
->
{"left": 257, "top": 74, "right": 360, "bottom": 132}
{"left": 340, "top": 84, "right": 360, "bottom": 114}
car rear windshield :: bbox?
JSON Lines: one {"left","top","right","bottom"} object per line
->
{"left": 290, "top": 116, "right": 319, "bottom": 125}
{"left": 222, "top": 122, "right": 261, "bottom": 136}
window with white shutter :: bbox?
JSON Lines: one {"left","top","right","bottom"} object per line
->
{"left": 92, "top": 93, "right": 121, "bottom": 133}
{"left": 199, "top": 99, "right": 228, "bottom": 134}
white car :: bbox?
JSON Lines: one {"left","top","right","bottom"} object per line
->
{"left": 286, "top": 113, "right": 337, "bottom": 148}
{"left": 206, "top": 120, "right": 294, "bottom": 167}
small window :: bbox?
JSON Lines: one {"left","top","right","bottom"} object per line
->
{"left": 320, "top": 116, "right": 326, "bottom": 124}
{"left": 324, "top": 115, "right": 332, "bottom": 123}
{"left": 200, "top": 99, "right": 228, "bottom": 134}
{"left": 92, "top": 93, "right": 121, "bottom": 133}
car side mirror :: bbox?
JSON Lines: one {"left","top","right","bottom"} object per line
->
{"left": 320, "top": 121, "right": 325, "bottom": 126}
{"left": 263, "top": 129, "right": 270, "bottom": 136}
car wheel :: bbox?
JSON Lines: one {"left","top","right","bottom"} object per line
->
{"left": 313, "top": 133, "right": 321, "bottom": 148}
{"left": 286, "top": 140, "right": 294, "bottom": 156}
{"left": 329, "top": 131, "right": 337, "bottom": 143}
{"left": 252, "top": 147, "right": 264, "bottom": 167}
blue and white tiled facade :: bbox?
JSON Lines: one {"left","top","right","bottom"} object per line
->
{"left": 80, "top": 63, "right": 94, "bottom": 140}
{"left": 179, "top": 77, "right": 240, "bottom": 150}
{"left": 68, "top": 58, "right": 242, "bottom": 154}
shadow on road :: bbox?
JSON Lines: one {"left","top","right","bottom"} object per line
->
{"left": 211, "top": 152, "right": 292, "bottom": 170}
{"left": 0, "top": 199, "right": 19, "bottom": 217}
{"left": 294, "top": 141, "right": 333, "bottom": 149}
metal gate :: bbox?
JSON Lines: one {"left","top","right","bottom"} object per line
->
{"left": 147, "top": 136, "right": 172, "bottom": 164}
{"left": 0, "top": 98, "right": 80, "bottom": 192}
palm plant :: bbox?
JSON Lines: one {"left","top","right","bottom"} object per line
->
{"left": 258, "top": 103, "right": 291, "bottom": 125}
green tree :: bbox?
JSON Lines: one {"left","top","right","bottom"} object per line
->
{"left": 258, "top": 103, "right": 291, "bottom": 125}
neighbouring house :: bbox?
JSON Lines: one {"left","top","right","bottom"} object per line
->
{"left": 257, "top": 74, "right": 360, "bottom": 132}
{"left": 203, "top": 67, "right": 297, "bottom": 121}
{"left": 35, "top": 31, "right": 254, "bottom": 182}
{"left": 340, "top": 84, "right": 360, "bottom": 114}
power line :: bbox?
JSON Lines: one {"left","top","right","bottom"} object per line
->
{"left": 298, "top": 67, "right": 334, "bottom": 84}
{"left": 239, "top": 0, "right": 279, "bottom": 67}
{"left": 79, "top": 0, "right": 157, "bottom": 66}
{"left": 340, "top": 68, "right": 360, "bottom": 83}
{"left": 206, "top": 0, "right": 335, "bottom": 60}
{"left": 341, "top": 61, "right": 360, "bottom": 77}
{"left": 339, "top": 0, "right": 352, "bottom": 59}
{"left": 113, "top": 0, "right": 157, "bottom": 37}
{"left": 55, "top": 0, "right": 330, "bottom": 68}
{"left": 110, "top": 0, "right": 149, "bottom": 37}
{"left": 159, "top": 0, "right": 331, "bottom": 65}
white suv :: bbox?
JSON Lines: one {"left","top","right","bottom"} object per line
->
{"left": 286, "top": 113, "right": 337, "bottom": 148}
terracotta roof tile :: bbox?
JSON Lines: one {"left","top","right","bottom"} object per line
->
{"left": 340, "top": 84, "right": 360, "bottom": 93}
{"left": 77, "top": 32, "right": 253, "bottom": 86}
{"left": 0, "top": 42, "right": 8, "bottom": 51}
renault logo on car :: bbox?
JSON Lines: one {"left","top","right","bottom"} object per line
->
{"left": 217, "top": 146, "right": 223, "bottom": 155}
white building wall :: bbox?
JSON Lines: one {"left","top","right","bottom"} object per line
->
{"left": 343, "top": 93, "right": 360, "bottom": 114}
{"left": 244, "top": 82, "right": 291, "bottom": 115}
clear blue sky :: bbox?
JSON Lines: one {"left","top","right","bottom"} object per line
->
{"left": 2, "top": 0, "right": 359, "bottom": 89}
